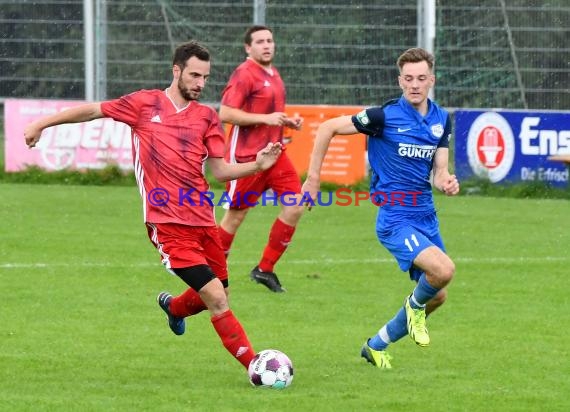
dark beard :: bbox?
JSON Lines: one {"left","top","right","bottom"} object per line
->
{"left": 178, "top": 78, "right": 200, "bottom": 101}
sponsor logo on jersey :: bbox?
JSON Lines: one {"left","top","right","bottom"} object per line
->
{"left": 151, "top": 114, "right": 162, "bottom": 123}
{"left": 467, "top": 112, "right": 515, "bottom": 183}
{"left": 398, "top": 143, "right": 437, "bottom": 159}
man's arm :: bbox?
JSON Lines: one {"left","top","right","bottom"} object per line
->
{"left": 432, "top": 148, "right": 460, "bottom": 196}
{"left": 24, "top": 102, "right": 104, "bottom": 148}
{"left": 302, "top": 115, "right": 358, "bottom": 200}
{"left": 219, "top": 105, "right": 302, "bottom": 130}
{"left": 219, "top": 104, "right": 282, "bottom": 126}
{"left": 207, "top": 142, "right": 282, "bottom": 182}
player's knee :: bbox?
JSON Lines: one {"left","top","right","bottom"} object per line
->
{"left": 445, "top": 260, "right": 456, "bottom": 282}
{"left": 437, "top": 258, "right": 455, "bottom": 285}
{"left": 229, "top": 214, "right": 247, "bottom": 229}
{"left": 282, "top": 204, "right": 304, "bottom": 224}
{"left": 200, "top": 286, "right": 229, "bottom": 314}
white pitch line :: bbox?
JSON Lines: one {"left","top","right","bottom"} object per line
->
{"left": 0, "top": 256, "right": 568, "bottom": 269}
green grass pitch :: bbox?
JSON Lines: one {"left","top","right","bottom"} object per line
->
{"left": 1, "top": 183, "right": 569, "bottom": 411}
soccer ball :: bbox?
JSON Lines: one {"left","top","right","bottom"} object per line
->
{"left": 248, "top": 349, "right": 294, "bottom": 389}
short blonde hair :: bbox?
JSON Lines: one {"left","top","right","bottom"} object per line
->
{"left": 397, "top": 48, "right": 434, "bottom": 72}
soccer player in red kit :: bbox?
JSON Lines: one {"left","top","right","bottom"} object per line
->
{"left": 23, "top": 41, "right": 283, "bottom": 372}
{"left": 218, "top": 25, "right": 305, "bottom": 293}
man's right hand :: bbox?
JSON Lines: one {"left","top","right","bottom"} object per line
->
{"left": 301, "top": 177, "right": 320, "bottom": 210}
{"left": 284, "top": 115, "right": 303, "bottom": 130}
{"left": 24, "top": 123, "right": 43, "bottom": 148}
{"left": 255, "top": 142, "right": 283, "bottom": 171}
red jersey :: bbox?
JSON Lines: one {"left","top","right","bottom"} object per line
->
{"left": 101, "top": 89, "right": 226, "bottom": 226}
{"left": 221, "top": 58, "right": 286, "bottom": 162}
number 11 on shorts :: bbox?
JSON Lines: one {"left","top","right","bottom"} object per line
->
{"left": 404, "top": 234, "right": 419, "bottom": 252}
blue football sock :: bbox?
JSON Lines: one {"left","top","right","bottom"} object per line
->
{"left": 368, "top": 307, "right": 408, "bottom": 350}
{"left": 368, "top": 332, "right": 388, "bottom": 351}
{"left": 409, "top": 273, "right": 440, "bottom": 309}
{"left": 386, "top": 307, "right": 408, "bottom": 342}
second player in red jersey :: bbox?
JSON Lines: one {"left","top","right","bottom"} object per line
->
{"left": 218, "top": 25, "right": 306, "bottom": 293}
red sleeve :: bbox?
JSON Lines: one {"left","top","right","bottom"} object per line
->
{"left": 100, "top": 91, "right": 142, "bottom": 126}
{"left": 220, "top": 68, "right": 251, "bottom": 109}
{"left": 204, "top": 108, "right": 226, "bottom": 158}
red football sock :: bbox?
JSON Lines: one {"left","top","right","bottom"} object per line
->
{"left": 169, "top": 288, "right": 207, "bottom": 318}
{"left": 259, "top": 218, "right": 296, "bottom": 272}
{"left": 211, "top": 310, "right": 256, "bottom": 369}
{"left": 218, "top": 226, "right": 235, "bottom": 256}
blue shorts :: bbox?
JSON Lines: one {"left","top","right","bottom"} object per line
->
{"left": 376, "top": 212, "right": 445, "bottom": 281}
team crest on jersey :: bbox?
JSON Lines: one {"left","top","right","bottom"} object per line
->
{"left": 431, "top": 123, "right": 444, "bottom": 137}
{"left": 356, "top": 110, "right": 370, "bottom": 125}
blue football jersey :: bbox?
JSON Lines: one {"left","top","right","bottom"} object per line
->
{"left": 352, "top": 96, "right": 451, "bottom": 216}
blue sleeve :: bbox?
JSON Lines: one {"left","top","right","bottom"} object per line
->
{"left": 351, "top": 107, "right": 385, "bottom": 136}
{"left": 437, "top": 115, "right": 452, "bottom": 148}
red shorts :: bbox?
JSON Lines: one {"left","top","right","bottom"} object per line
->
{"left": 225, "top": 152, "right": 301, "bottom": 210}
{"left": 146, "top": 223, "right": 228, "bottom": 281}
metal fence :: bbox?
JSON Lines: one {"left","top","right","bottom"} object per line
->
{"left": 1, "top": 0, "right": 569, "bottom": 110}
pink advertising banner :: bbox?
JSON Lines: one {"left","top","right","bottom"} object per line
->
{"left": 4, "top": 98, "right": 133, "bottom": 172}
